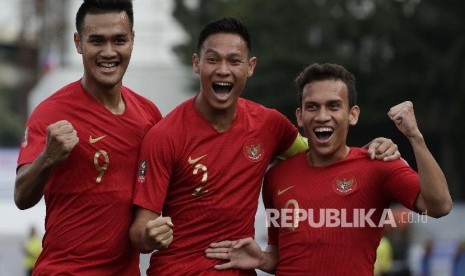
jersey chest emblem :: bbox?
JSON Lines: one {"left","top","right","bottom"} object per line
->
{"left": 243, "top": 138, "right": 264, "bottom": 162}
{"left": 333, "top": 176, "right": 357, "bottom": 195}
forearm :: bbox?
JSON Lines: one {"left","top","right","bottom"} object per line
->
{"left": 410, "top": 134, "right": 452, "bottom": 217}
{"left": 14, "top": 152, "right": 54, "bottom": 210}
{"left": 129, "top": 209, "right": 164, "bottom": 253}
{"left": 129, "top": 221, "right": 157, "bottom": 253}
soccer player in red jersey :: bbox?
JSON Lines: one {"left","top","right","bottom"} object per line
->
{"left": 130, "top": 18, "right": 401, "bottom": 276}
{"left": 14, "top": 1, "right": 167, "bottom": 275}
{"left": 205, "top": 63, "right": 452, "bottom": 276}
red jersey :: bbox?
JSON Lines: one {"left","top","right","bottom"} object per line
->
{"left": 263, "top": 148, "right": 420, "bottom": 276}
{"left": 17, "top": 80, "right": 162, "bottom": 276}
{"left": 134, "top": 97, "right": 298, "bottom": 276}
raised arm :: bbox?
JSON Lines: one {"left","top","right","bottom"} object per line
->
{"left": 205, "top": 237, "right": 278, "bottom": 274}
{"left": 388, "top": 101, "right": 452, "bottom": 218}
{"left": 15, "top": 120, "right": 79, "bottom": 210}
{"left": 129, "top": 207, "right": 173, "bottom": 253}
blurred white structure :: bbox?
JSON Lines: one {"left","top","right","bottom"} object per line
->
{"left": 1, "top": 1, "right": 194, "bottom": 275}
{"left": 29, "top": 0, "right": 193, "bottom": 116}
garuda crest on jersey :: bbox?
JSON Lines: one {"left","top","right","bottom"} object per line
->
{"left": 243, "top": 138, "right": 264, "bottom": 162}
{"left": 333, "top": 177, "right": 357, "bottom": 195}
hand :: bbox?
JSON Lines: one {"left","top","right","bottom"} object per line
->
{"left": 44, "top": 120, "right": 79, "bottom": 165}
{"left": 364, "top": 137, "right": 400, "bottom": 161}
{"left": 388, "top": 101, "right": 422, "bottom": 139}
{"left": 205, "top": 237, "right": 263, "bottom": 270}
{"left": 146, "top": 216, "right": 173, "bottom": 250}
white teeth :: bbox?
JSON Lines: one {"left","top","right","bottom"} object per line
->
{"left": 100, "top": 63, "right": 116, "bottom": 68}
{"left": 214, "top": 82, "right": 232, "bottom": 86}
{"left": 315, "top": 127, "right": 333, "bottom": 132}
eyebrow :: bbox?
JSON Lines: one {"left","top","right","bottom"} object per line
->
{"left": 304, "top": 99, "right": 342, "bottom": 105}
{"left": 87, "top": 33, "right": 130, "bottom": 39}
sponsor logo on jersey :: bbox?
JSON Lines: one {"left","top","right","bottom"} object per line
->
{"left": 89, "top": 135, "right": 107, "bottom": 144}
{"left": 333, "top": 176, "right": 357, "bottom": 195}
{"left": 243, "top": 138, "right": 263, "bottom": 162}
{"left": 188, "top": 154, "right": 207, "bottom": 164}
{"left": 277, "top": 186, "right": 295, "bottom": 196}
{"left": 138, "top": 160, "right": 147, "bottom": 183}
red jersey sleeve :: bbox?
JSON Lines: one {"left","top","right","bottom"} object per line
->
{"left": 267, "top": 109, "right": 299, "bottom": 157}
{"left": 263, "top": 170, "right": 279, "bottom": 247}
{"left": 17, "top": 101, "right": 59, "bottom": 167}
{"left": 382, "top": 158, "right": 421, "bottom": 211}
{"left": 133, "top": 125, "right": 175, "bottom": 214}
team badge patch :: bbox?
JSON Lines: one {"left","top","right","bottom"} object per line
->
{"left": 137, "top": 160, "right": 147, "bottom": 183}
{"left": 333, "top": 176, "right": 357, "bottom": 195}
{"left": 243, "top": 138, "right": 264, "bottom": 162}
{"left": 21, "top": 127, "right": 29, "bottom": 148}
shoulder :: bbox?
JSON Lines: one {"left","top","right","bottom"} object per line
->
{"left": 30, "top": 81, "right": 82, "bottom": 115}
{"left": 121, "top": 86, "right": 164, "bottom": 122}
{"left": 348, "top": 147, "right": 369, "bottom": 159}
{"left": 122, "top": 86, "right": 149, "bottom": 102}
{"left": 146, "top": 98, "right": 193, "bottom": 135}
{"left": 239, "top": 98, "right": 282, "bottom": 116}
{"left": 238, "top": 98, "right": 291, "bottom": 131}
{"left": 268, "top": 151, "right": 307, "bottom": 175}
{"left": 347, "top": 147, "right": 411, "bottom": 171}
{"left": 122, "top": 86, "right": 159, "bottom": 110}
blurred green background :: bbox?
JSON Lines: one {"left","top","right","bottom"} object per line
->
{"left": 171, "top": 0, "right": 465, "bottom": 200}
{"left": 1, "top": 0, "right": 464, "bottom": 200}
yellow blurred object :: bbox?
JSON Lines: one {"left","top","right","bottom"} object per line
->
{"left": 24, "top": 227, "right": 42, "bottom": 274}
{"left": 374, "top": 236, "right": 393, "bottom": 276}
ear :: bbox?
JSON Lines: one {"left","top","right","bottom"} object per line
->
{"left": 74, "top": 32, "right": 82, "bottom": 54}
{"left": 296, "top": 107, "right": 303, "bottom": 128}
{"left": 349, "top": 105, "right": 360, "bottom": 126}
{"left": 192, "top": 53, "right": 200, "bottom": 74}
{"left": 247, "top": 56, "right": 257, "bottom": 77}
{"left": 131, "top": 30, "right": 135, "bottom": 49}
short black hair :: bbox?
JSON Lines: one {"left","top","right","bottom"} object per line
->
{"left": 295, "top": 63, "right": 357, "bottom": 108}
{"left": 197, "top": 17, "right": 252, "bottom": 55}
{"left": 75, "top": 0, "right": 134, "bottom": 34}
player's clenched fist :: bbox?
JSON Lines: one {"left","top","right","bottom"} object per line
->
{"left": 44, "top": 120, "right": 79, "bottom": 165}
{"left": 387, "top": 101, "right": 422, "bottom": 139}
{"left": 146, "top": 216, "right": 173, "bottom": 250}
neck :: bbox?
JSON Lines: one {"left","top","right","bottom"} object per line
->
{"left": 306, "top": 146, "right": 350, "bottom": 167}
{"left": 195, "top": 95, "right": 237, "bottom": 132}
{"left": 81, "top": 79, "right": 125, "bottom": 115}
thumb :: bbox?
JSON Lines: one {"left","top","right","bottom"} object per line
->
{"left": 165, "top": 217, "right": 174, "bottom": 227}
{"left": 214, "top": 262, "right": 232, "bottom": 270}
{"left": 233, "top": 237, "right": 253, "bottom": 249}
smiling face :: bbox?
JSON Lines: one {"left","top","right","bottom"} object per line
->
{"left": 74, "top": 11, "right": 134, "bottom": 93}
{"left": 193, "top": 32, "right": 256, "bottom": 113}
{"left": 296, "top": 79, "right": 360, "bottom": 166}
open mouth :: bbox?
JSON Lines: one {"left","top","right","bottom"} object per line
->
{"left": 212, "top": 82, "right": 233, "bottom": 96}
{"left": 98, "top": 62, "right": 119, "bottom": 70}
{"left": 314, "top": 127, "right": 334, "bottom": 141}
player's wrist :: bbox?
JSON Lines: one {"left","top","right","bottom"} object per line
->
{"left": 258, "top": 250, "right": 274, "bottom": 271}
{"left": 407, "top": 131, "right": 424, "bottom": 144}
